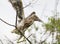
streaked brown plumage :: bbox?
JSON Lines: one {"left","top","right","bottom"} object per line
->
{"left": 12, "top": 12, "right": 42, "bottom": 35}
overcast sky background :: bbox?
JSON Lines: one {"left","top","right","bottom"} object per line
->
{"left": 0, "top": 0, "right": 60, "bottom": 44}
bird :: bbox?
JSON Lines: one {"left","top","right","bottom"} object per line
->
{"left": 9, "top": 0, "right": 24, "bottom": 20}
{"left": 11, "top": 12, "right": 43, "bottom": 35}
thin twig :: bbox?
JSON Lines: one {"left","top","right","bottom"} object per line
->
{"left": 15, "top": 11, "right": 18, "bottom": 28}
{"left": 23, "top": 3, "right": 31, "bottom": 9}
{"left": 0, "top": 18, "right": 15, "bottom": 27}
{"left": 0, "top": 39, "right": 3, "bottom": 44}
{"left": 28, "top": 34, "right": 32, "bottom": 38}
{"left": 41, "top": 31, "right": 47, "bottom": 39}
{"left": 17, "top": 34, "right": 32, "bottom": 43}
{"left": 40, "top": 32, "right": 51, "bottom": 44}
{"left": 17, "top": 30, "right": 32, "bottom": 44}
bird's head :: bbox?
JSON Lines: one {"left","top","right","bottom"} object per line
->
{"left": 30, "top": 12, "right": 43, "bottom": 22}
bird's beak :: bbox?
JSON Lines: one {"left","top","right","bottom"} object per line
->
{"left": 38, "top": 18, "right": 43, "bottom": 22}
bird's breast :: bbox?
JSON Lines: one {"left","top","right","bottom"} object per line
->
{"left": 24, "top": 20, "right": 34, "bottom": 28}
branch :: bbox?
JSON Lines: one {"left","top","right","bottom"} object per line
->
{"left": 0, "top": 39, "right": 3, "bottom": 44}
{"left": 41, "top": 31, "right": 47, "bottom": 39}
{"left": 16, "top": 27, "right": 32, "bottom": 44}
{"left": 0, "top": 18, "right": 15, "bottom": 27}
{"left": 23, "top": 3, "right": 31, "bottom": 9}
{"left": 15, "top": 11, "right": 18, "bottom": 28}
{"left": 18, "top": 34, "right": 32, "bottom": 43}
{"left": 28, "top": 34, "right": 32, "bottom": 38}
{"left": 40, "top": 32, "right": 51, "bottom": 44}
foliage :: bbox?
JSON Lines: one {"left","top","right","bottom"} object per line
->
{"left": 44, "top": 16, "right": 60, "bottom": 33}
{"left": 43, "top": 15, "right": 60, "bottom": 44}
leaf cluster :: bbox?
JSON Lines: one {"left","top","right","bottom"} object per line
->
{"left": 44, "top": 17, "right": 60, "bottom": 32}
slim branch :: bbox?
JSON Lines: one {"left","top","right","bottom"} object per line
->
{"left": 0, "top": 39, "right": 3, "bottom": 44}
{"left": 28, "top": 34, "right": 32, "bottom": 38}
{"left": 23, "top": 3, "right": 31, "bottom": 9}
{"left": 40, "top": 32, "right": 51, "bottom": 44}
{"left": 15, "top": 11, "right": 18, "bottom": 28}
{"left": 17, "top": 34, "right": 32, "bottom": 43}
{"left": 0, "top": 18, "right": 15, "bottom": 27}
{"left": 17, "top": 30, "right": 32, "bottom": 44}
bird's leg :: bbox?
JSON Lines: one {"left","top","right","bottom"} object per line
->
{"left": 17, "top": 35, "right": 23, "bottom": 41}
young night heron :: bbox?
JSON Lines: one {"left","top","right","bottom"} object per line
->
{"left": 12, "top": 12, "right": 43, "bottom": 35}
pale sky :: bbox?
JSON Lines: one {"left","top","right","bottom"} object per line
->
{"left": 0, "top": 0, "right": 60, "bottom": 44}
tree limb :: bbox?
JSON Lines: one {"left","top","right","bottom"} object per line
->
{"left": 0, "top": 18, "right": 15, "bottom": 27}
{"left": 0, "top": 39, "right": 3, "bottom": 44}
